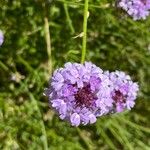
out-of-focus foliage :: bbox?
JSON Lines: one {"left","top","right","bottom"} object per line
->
{"left": 0, "top": 0, "right": 150, "bottom": 149}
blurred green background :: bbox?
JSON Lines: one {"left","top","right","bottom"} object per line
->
{"left": 0, "top": 0, "right": 150, "bottom": 149}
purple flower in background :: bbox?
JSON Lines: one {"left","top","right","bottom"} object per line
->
{"left": 45, "top": 62, "right": 113, "bottom": 126}
{"left": 118, "top": 0, "right": 150, "bottom": 20}
{"left": 0, "top": 30, "right": 4, "bottom": 46}
{"left": 106, "top": 71, "right": 139, "bottom": 112}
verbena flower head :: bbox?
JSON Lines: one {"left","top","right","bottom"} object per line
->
{"left": 0, "top": 30, "right": 4, "bottom": 46}
{"left": 106, "top": 71, "right": 139, "bottom": 112}
{"left": 45, "top": 62, "right": 113, "bottom": 126}
{"left": 118, "top": 0, "right": 150, "bottom": 20}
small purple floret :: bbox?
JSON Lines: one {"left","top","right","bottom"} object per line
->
{"left": 118, "top": 0, "right": 150, "bottom": 20}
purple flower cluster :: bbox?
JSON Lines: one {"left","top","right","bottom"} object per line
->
{"left": 45, "top": 62, "right": 139, "bottom": 126}
{"left": 118, "top": 0, "right": 150, "bottom": 20}
{"left": 0, "top": 30, "right": 4, "bottom": 46}
{"left": 105, "top": 71, "right": 139, "bottom": 112}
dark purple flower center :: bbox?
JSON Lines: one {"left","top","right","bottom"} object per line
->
{"left": 74, "top": 85, "right": 95, "bottom": 107}
{"left": 140, "top": 0, "right": 146, "bottom": 5}
{"left": 112, "top": 90, "right": 126, "bottom": 103}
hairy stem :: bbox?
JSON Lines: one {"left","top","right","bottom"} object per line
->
{"left": 81, "top": 0, "right": 89, "bottom": 63}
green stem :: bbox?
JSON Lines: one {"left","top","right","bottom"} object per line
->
{"left": 0, "top": 60, "right": 9, "bottom": 71}
{"left": 57, "top": 0, "right": 109, "bottom": 9}
{"left": 81, "top": 0, "right": 89, "bottom": 63}
{"left": 64, "top": 3, "right": 75, "bottom": 34}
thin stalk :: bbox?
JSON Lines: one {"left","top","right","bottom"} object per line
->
{"left": 81, "top": 0, "right": 89, "bottom": 63}
{"left": 0, "top": 60, "right": 9, "bottom": 71}
{"left": 64, "top": 3, "right": 75, "bottom": 34}
{"left": 44, "top": 1, "right": 52, "bottom": 76}
{"left": 57, "top": 0, "right": 109, "bottom": 9}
